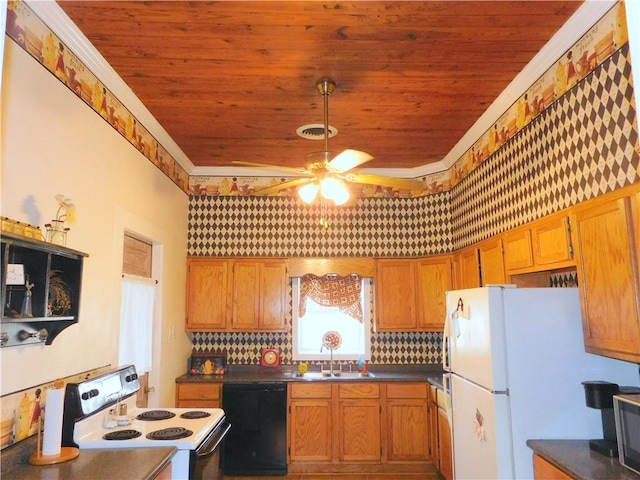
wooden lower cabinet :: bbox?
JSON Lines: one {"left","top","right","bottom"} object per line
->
{"left": 428, "top": 385, "right": 453, "bottom": 480}
{"left": 288, "top": 381, "right": 434, "bottom": 472}
{"left": 289, "top": 383, "right": 333, "bottom": 462}
{"left": 386, "top": 383, "right": 429, "bottom": 462}
{"left": 175, "top": 382, "right": 221, "bottom": 408}
{"left": 427, "top": 385, "right": 439, "bottom": 466}
{"left": 532, "top": 453, "right": 573, "bottom": 480}
{"left": 339, "top": 398, "right": 382, "bottom": 462}
{"left": 437, "top": 401, "right": 453, "bottom": 480}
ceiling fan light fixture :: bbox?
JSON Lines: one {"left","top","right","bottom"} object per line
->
{"left": 321, "top": 177, "right": 350, "bottom": 205}
{"left": 298, "top": 183, "right": 319, "bottom": 204}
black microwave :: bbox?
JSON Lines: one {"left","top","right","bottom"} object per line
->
{"left": 614, "top": 393, "right": 640, "bottom": 475}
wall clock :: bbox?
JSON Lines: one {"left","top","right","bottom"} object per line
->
{"left": 260, "top": 348, "right": 281, "bottom": 367}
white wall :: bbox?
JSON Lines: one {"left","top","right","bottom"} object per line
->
{"left": 1, "top": 40, "right": 192, "bottom": 407}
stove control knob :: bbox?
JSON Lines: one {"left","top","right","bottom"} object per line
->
{"left": 81, "top": 388, "right": 99, "bottom": 400}
{"left": 125, "top": 374, "right": 138, "bottom": 383}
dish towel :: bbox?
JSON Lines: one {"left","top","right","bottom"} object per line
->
{"left": 119, "top": 275, "right": 156, "bottom": 374}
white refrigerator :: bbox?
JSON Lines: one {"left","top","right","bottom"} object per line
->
{"left": 443, "top": 285, "right": 640, "bottom": 480}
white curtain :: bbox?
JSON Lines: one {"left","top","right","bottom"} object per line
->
{"left": 118, "top": 274, "right": 156, "bottom": 374}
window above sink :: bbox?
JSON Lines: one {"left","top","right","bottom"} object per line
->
{"left": 291, "top": 276, "right": 371, "bottom": 362}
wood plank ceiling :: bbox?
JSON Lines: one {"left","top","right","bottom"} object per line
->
{"left": 59, "top": 1, "right": 583, "bottom": 171}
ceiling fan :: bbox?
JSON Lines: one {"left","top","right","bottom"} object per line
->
{"left": 233, "top": 79, "right": 426, "bottom": 205}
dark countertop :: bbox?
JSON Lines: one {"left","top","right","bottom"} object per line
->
{"left": 176, "top": 364, "right": 445, "bottom": 386}
{"left": 2, "top": 436, "right": 176, "bottom": 480}
{"left": 527, "top": 439, "right": 639, "bottom": 480}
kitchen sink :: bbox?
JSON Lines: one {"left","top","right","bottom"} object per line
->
{"left": 289, "top": 371, "right": 375, "bottom": 379}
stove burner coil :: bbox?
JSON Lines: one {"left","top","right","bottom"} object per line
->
{"left": 103, "top": 429, "right": 142, "bottom": 441}
{"left": 147, "top": 427, "right": 193, "bottom": 441}
{"left": 136, "top": 410, "right": 176, "bottom": 421}
{"left": 180, "top": 411, "right": 212, "bottom": 419}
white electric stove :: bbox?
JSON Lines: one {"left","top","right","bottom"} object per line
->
{"left": 61, "top": 365, "right": 230, "bottom": 480}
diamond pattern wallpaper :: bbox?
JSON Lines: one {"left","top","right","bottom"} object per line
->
{"left": 451, "top": 45, "right": 639, "bottom": 248}
{"left": 188, "top": 44, "right": 638, "bottom": 366}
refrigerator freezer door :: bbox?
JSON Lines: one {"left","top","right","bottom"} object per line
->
{"left": 446, "top": 287, "right": 509, "bottom": 391}
{"left": 451, "top": 374, "right": 513, "bottom": 480}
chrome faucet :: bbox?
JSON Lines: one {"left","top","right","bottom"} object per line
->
{"left": 320, "top": 341, "right": 335, "bottom": 376}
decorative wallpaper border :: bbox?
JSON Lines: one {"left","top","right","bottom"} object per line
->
{"left": 6, "top": 0, "right": 189, "bottom": 192}
{"left": 0, "top": 365, "right": 112, "bottom": 451}
{"left": 5, "top": 1, "right": 630, "bottom": 198}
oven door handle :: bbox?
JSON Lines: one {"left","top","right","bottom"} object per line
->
{"left": 196, "top": 420, "right": 231, "bottom": 459}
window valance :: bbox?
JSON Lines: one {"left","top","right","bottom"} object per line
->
{"left": 299, "top": 274, "right": 363, "bottom": 323}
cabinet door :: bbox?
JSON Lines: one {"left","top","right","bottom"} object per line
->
{"left": 532, "top": 453, "right": 573, "bottom": 480}
{"left": 338, "top": 399, "right": 381, "bottom": 462}
{"left": 289, "top": 399, "right": 332, "bottom": 462}
{"left": 259, "top": 260, "right": 287, "bottom": 331}
{"left": 386, "top": 399, "right": 429, "bottom": 461}
{"left": 232, "top": 260, "right": 287, "bottom": 331}
{"left": 186, "top": 258, "right": 230, "bottom": 331}
{"left": 417, "top": 255, "right": 453, "bottom": 331}
{"left": 428, "top": 386, "right": 439, "bottom": 467}
{"left": 451, "top": 253, "right": 464, "bottom": 290}
{"left": 503, "top": 228, "right": 534, "bottom": 271}
{"left": 459, "top": 248, "right": 481, "bottom": 288}
{"left": 531, "top": 215, "right": 573, "bottom": 265}
{"left": 375, "top": 259, "right": 417, "bottom": 331}
{"left": 231, "top": 260, "right": 260, "bottom": 330}
{"left": 478, "top": 237, "right": 506, "bottom": 285}
{"left": 437, "top": 406, "right": 453, "bottom": 480}
{"left": 573, "top": 197, "right": 640, "bottom": 362}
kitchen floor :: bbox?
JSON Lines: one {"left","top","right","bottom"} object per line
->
{"left": 223, "top": 475, "right": 440, "bottom": 479}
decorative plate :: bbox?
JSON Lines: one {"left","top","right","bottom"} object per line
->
{"left": 322, "top": 331, "right": 342, "bottom": 350}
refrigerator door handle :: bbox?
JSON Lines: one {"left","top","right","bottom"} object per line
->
{"left": 444, "top": 373, "right": 453, "bottom": 429}
{"left": 443, "top": 313, "right": 451, "bottom": 372}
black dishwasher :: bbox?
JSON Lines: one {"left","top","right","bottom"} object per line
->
{"left": 222, "top": 382, "right": 287, "bottom": 476}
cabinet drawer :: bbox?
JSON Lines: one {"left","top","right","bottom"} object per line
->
{"left": 386, "top": 383, "right": 427, "bottom": 399}
{"left": 177, "top": 383, "right": 220, "bottom": 400}
{"left": 290, "top": 383, "right": 332, "bottom": 399}
{"left": 338, "top": 383, "right": 380, "bottom": 399}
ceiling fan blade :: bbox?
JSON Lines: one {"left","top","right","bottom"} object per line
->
{"left": 252, "top": 177, "right": 313, "bottom": 196}
{"left": 344, "top": 173, "right": 426, "bottom": 192}
{"left": 327, "top": 149, "right": 374, "bottom": 173}
{"left": 232, "top": 161, "right": 311, "bottom": 176}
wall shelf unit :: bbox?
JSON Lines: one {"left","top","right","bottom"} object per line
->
{"left": 1, "top": 232, "right": 88, "bottom": 348}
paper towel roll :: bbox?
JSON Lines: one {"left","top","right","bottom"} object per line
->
{"left": 42, "top": 381, "right": 64, "bottom": 456}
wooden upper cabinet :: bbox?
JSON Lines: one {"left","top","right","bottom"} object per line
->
{"left": 186, "top": 258, "right": 230, "bottom": 331}
{"left": 503, "top": 213, "right": 575, "bottom": 275}
{"left": 186, "top": 258, "right": 287, "bottom": 332}
{"left": 531, "top": 214, "right": 574, "bottom": 265}
{"left": 573, "top": 196, "right": 640, "bottom": 362}
{"left": 375, "top": 259, "right": 418, "bottom": 331}
{"left": 503, "top": 228, "right": 534, "bottom": 271}
{"left": 459, "top": 247, "right": 481, "bottom": 289}
{"left": 478, "top": 237, "right": 506, "bottom": 285}
{"left": 232, "top": 259, "right": 288, "bottom": 331}
{"left": 417, "top": 255, "right": 453, "bottom": 331}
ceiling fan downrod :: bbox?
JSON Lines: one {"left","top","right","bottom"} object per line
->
{"left": 316, "top": 79, "right": 336, "bottom": 154}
